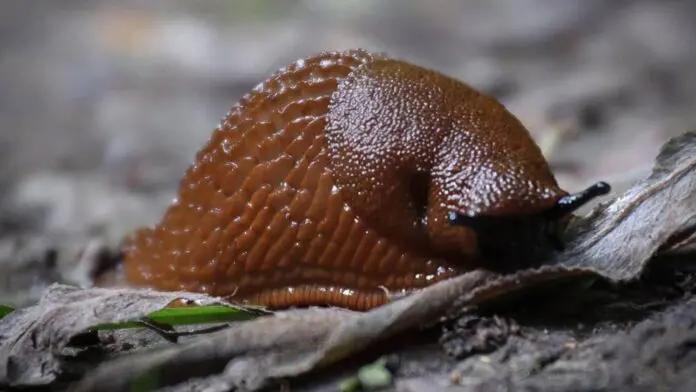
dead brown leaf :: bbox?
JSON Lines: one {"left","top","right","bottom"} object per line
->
{"left": 3, "top": 132, "right": 694, "bottom": 391}
{"left": 558, "top": 131, "right": 696, "bottom": 278}
{"left": 0, "top": 285, "right": 242, "bottom": 387}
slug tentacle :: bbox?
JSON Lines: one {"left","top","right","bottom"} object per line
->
{"left": 545, "top": 181, "right": 612, "bottom": 219}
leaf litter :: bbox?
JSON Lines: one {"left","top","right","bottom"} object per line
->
{"left": 0, "top": 131, "right": 693, "bottom": 391}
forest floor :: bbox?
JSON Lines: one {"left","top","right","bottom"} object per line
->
{"left": 1, "top": 1, "right": 695, "bottom": 391}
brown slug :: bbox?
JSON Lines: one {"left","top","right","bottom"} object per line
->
{"left": 122, "top": 49, "right": 610, "bottom": 310}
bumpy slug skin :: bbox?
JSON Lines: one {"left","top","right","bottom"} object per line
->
{"left": 122, "top": 49, "right": 566, "bottom": 310}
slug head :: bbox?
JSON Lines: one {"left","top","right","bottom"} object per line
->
{"left": 322, "top": 54, "right": 611, "bottom": 273}
{"left": 447, "top": 181, "right": 611, "bottom": 271}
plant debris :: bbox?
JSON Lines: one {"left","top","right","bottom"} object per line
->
{"left": 0, "top": 132, "right": 694, "bottom": 391}
{"left": 0, "top": 285, "right": 254, "bottom": 388}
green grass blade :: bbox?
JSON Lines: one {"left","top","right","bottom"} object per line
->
{"left": 91, "top": 305, "right": 259, "bottom": 331}
{"left": 0, "top": 305, "right": 14, "bottom": 320}
{"left": 1, "top": 302, "right": 258, "bottom": 330}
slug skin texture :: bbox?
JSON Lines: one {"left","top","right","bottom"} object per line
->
{"left": 123, "top": 49, "right": 566, "bottom": 310}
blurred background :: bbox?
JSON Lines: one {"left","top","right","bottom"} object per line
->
{"left": 1, "top": 0, "right": 695, "bottom": 306}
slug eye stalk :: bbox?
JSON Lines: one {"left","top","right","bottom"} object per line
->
{"left": 545, "top": 181, "right": 611, "bottom": 220}
{"left": 447, "top": 181, "right": 611, "bottom": 257}
{"left": 446, "top": 180, "right": 611, "bottom": 228}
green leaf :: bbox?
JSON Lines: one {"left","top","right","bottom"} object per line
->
{"left": 339, "top": 356, "right": 394, "bottom": 391}
{"left": 338, "top": 376, "right": 362, "bottom": 392}
{"left": 357, "top": 360, "right": 392, "bottom": 390}
{"left": 91, "top": 305, "right": 258, "bottom": 331}
{"left": 0, "top": 302, "right": 259, "bottom": 333}
{"left": 0, "top": 304, "right": 14, "bottom": 320}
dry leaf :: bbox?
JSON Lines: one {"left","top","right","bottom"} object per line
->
{"left": 3, "top": 132, "right": 694, "bottom": 391}
{"left": 0, "top": 284, "right": 239, "bottom": 387}
{"left": 558, "top": 131, "right": 696, "bottom": 278}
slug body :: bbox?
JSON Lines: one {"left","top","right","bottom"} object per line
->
{"left": 123, "top": 49, "right": 607, "bottom": 310}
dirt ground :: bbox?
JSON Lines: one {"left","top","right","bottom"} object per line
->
{"left": 1, "top": 1, "right": 695, "bottom": 391}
